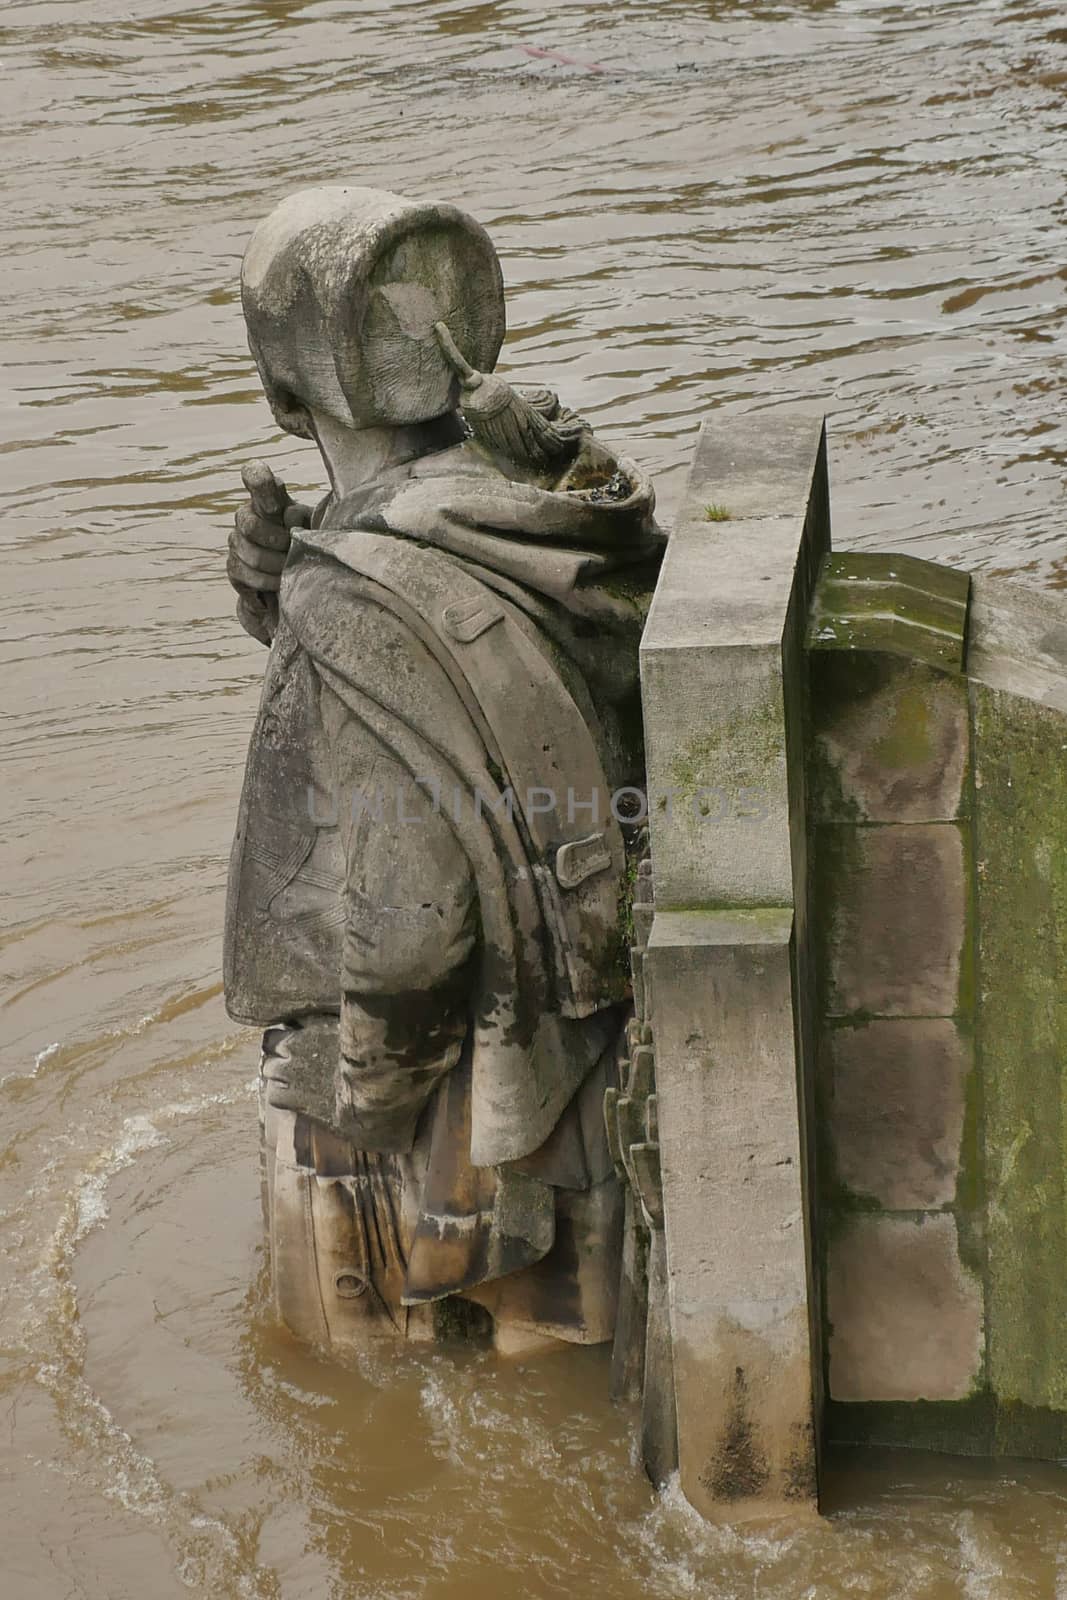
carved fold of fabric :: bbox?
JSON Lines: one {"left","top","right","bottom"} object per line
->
{"left": 321, "top": 436, "right": 664, "bottom": 610}
{"left": 261, "top": 1092, "right": 418, "bottom": 1343}
{"left": 402, "top": 1050, "right": 554, "bottom": 1304}
{"left": 337, "top": 1005, "right": 464, "bottom": 1153}
{"left": 285, "top": 546, "right": 626, "bottom": 1168}
{"left": 261, "top": 1034, "right": 623, "bottom": 1340}
{"left": 400, "top": 1028, "right": 622, "bottom": 1327}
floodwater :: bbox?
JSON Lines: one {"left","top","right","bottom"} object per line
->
{"left": 3, "top": 0, "right": 1067, "bottom": 1593}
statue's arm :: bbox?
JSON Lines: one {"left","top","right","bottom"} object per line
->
{"left": 227, "top": 463, "right": 313, "bottom": 646}
{"left": 322, "top": 685, "right": 478, "bottom": 1151}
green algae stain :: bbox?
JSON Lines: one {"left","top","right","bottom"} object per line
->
{"left": 668, "top": 689, "right": 784, "bottom": 802}
{"left": 871, "top": 677, "right": 934, "bottom": 771}
{"left": 975, "top": 685, "right": 1067, "bottom": 1413}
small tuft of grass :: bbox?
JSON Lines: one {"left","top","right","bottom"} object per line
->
{"left": 704, "top": 503, "right": 732, "bottom": 522}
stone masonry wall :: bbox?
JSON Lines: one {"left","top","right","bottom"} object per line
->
{"left": 809, "top": 572, "right": 1067, "bottom": 1457}
{"left": 809, "top": 651, "right": 986, "bottom": 1440}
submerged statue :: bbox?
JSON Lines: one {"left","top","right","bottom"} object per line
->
{"left": 223, "top": 186, "right": 664, "bottom": 1354}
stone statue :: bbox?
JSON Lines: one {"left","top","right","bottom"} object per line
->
{"left": 223, "top": 186, "right": 664, "bottom": 1355}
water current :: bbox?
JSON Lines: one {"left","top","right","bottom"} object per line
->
{"left": 3, "top": 1, "right": 1067, "bottom": 1594}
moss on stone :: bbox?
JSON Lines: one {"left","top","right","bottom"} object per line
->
{"left": 616, "top": 850, "right": 640, "bottom": 979}
{"left": 808, "top": 552, "right": 970, "bottom": 674}
{"left": 871, "top": 676, "right": 934, "bottom": 771}
{"left": 808, "top": 652, "right": 970, "bottom": 824}
{"left": 827, "top": 1393, "right": 996, "bottom": 1455}
{"left": 667, "top": 690, "right": 784, "bottom": 802}
{"left": 974, "top": 686, "right": 1067, "bottom": 1412}
{"left": 953, "top": 1024, "right": 985, "bottom": 1281}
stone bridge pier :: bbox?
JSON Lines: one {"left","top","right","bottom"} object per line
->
{"left": 617, "top": 412, "right": 1067, "bottom": 1519}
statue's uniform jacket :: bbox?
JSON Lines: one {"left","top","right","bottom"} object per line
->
{"left": 224, "top": 439, "right": 663, "bottom": 1324}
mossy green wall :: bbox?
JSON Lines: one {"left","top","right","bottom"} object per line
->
{"left": 807, "top": 644, "right": 1067, "bottom": 1455}
{"left": 809, "top": 648, "right": 986, "bottom": 1431}
{"left": 973, "top": 685, "right": 1067, "bottom": 1412}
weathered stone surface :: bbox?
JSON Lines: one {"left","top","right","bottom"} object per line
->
{"left": 647, "top": 909, "right": 816, "bottom": 1517}
{"left": 242, "top": 185, "right": 506, "bottom": 433}
{"left": 828, "top": 1019, "right": 971, "bottom": 1210}
{"left": 810, "top": 655, "right": 970, "bottom": 823}
{"left": 967, "top": 574, "right": 1067, "bottom": 712}
{"left": 641, "top": 641, "right": 791, "bottom": 907}
{"left": 828, "top": 1214, "right": 983, "bottom": 1402}
{"left": 636, "top": 414, "right": 826, "bottom": 1516}
{"left": 669, "top": 410, "right": 827, "bottom": 522}
{"left": 820, "top": 822, "right": 966, "bottom": 1017}
{"left": 641, "top": 1228, "right": 679, "bottom": 1488}
{"left": 973, "top": 682, "right": 1067, "bottom": 1411}
{"left": 641, "top": 414, "right": 828, "bottom": 910}
{"left": 226, "top": 186, "right": 664, "bottom": 1360}
{"left": 810, "top": 567, "right": 1067, "bottom": 1457}
{"left": 609, "top": 1190, "right": 648, "bottom": 1403}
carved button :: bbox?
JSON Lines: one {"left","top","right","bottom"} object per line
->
{"left": 441, "top": 598, "right": 504, "bottom": 642}
{"left": 334, "top": 1271, "right": 369, "bottom": 1299}
{"left": 555, "top": 832, "right": 612, "bottom": 889}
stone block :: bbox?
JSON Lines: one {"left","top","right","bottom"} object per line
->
{"left": 827, "top": 1019, "right": 971, "bottom": 1210}
{"left": 636, "top": 414, "right": 826, "bottom": 1515}
{"left": 967, "top": 574, "right": 1067, "bottom": 712}
{"left": 641, "top": 413, "right": 828, "bottom": 910}
{"left": 647, "top": 908, "right": 817, "bottom": 1516}
{"left": 669, "top": 410, "right": 828, "bottom": 524}
{"left": 641, "top": 642, "right": 792, "bottom": 907}
{"left": 810, "top": 654, "right": 970, "bottom": 823}
{"left": 820, "top": 822, "right": 966, "bottom": 1018}
{"left": 827, "top": 1214, "right": 983, "bottom": 1402}
{"left": 641, "top": 1228, "right": 679, "bottom": 1488}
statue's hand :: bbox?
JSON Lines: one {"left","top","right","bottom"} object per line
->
{"left": 229, "top": 462, "right": 312, "bottom": 645}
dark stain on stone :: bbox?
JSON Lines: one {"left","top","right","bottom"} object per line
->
{"left": 701, "top": 1366, "right": 770, "bottom": 1501}
{"left": 783, "top": 1419, "right": 818, "bottom": 1501}
{"left": 432, "top": 1294, "right": 494, "bottom": 1344}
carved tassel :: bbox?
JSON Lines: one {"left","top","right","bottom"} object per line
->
{"left": 433, "top": 321, "right": 585, "bottom": 472}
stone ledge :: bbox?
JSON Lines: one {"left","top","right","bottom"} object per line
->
{"left": 808, "top": 552, "right": 969, "bottom": 674}
{"left": 672, "top": 411, "right": 826, "bottom": 527}
{"left": 649, "top": 906, "right": 794, "bottom": 950}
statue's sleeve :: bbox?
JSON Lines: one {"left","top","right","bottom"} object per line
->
{"left": 319, "top": 678, "right": 478, "bottom": 1152}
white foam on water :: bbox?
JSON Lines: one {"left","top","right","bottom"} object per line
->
{"left": 0, "top": 1039, "right": 61, "bottom": 1088}
{"left": 622, "top": 1471, "right": 824, "bottom": 1600}
{"left": 257, "top": 1366, "right": 338, "bottom": 1409}
{"left": 39, "top": 1080, "right": 255, "bottom": 1270}
{"left": 419, "top": 1369, "right": 463, "bottom": 1451}
{"left": 71, "top": 1113, "right": 167, "bottom": 1242}
{"left": 1056, "top": 1545, "right": 1067, "bottom": 1600}
{"left": 956, "top": 1510, "right": 1014, "bottom": 1599}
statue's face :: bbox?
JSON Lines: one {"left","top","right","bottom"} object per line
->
{"left": 241, "top": 186, "right": 505, "bottom": 437}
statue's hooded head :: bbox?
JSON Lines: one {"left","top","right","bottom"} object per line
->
{"left": 241, "top": 186, "right": 506, "bottom": 440}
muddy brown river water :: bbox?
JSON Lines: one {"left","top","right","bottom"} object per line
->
{"left": 3, "top": 1, "right": 1067, "bottom": 1594}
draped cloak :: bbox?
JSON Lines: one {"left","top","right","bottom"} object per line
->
{"left": 224, "top": 435, "right": 664, "bottom": 1332}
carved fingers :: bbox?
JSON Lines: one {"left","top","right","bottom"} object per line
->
{"left": 229, "top": 460, "right": 313, "bottom": 644}
{"left": 235, "top": 592, "right": 274, "bottom": 647}
{"left": 229, "top": 508, "right": 286, "bottom": 588}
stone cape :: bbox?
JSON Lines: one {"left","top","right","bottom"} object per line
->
{"left": 224, "top": 436, "right": 664, "bottom": 1328}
